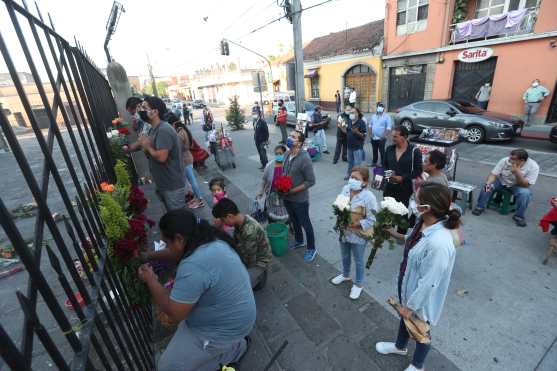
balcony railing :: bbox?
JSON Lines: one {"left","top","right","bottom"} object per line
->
{"left": 450, "top": 7, "right": 539, "bottom": 44}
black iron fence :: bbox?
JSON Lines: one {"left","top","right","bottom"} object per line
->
{"left": 0, "top": 0, "right": 152, "bottom": 369}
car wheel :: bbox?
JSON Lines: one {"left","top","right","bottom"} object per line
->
{"left": 466, "top": 125, "right": 485, "bottom": 144}
{"left": 400, "top": 119, "right": 414, "bottom": 133}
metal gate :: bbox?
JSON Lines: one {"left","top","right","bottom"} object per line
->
{"left": 388, "top": 65, "right": 426, "bottom": 111}
{"left": 0, "top": 0, "right": 153, "bottom": 370}
{"left": 344, "top": 64, "right": 376, "bottom": 113}
{"left": 451, "top": 57, "right": 498, "bottom": 103}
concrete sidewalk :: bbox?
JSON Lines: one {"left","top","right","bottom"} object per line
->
{"left": 143, "top": 160, "right": 459, "bottom": 371}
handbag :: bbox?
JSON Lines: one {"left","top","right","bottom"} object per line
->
{"left": 350, "top": 205, "right": 374, "bottom": 240}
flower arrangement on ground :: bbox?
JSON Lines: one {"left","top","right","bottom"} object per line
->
{"left": 97, "top": 160, "right": 153, "bottom": 306}
{"left": 332, "top": 194, "right": 351, "bottom": 240}
{"left": 366, "top": 197, "right": 409, "bottom": 269}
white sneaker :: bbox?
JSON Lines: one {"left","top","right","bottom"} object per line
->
{"left": 404, "top": 364, "right": 424, "bottom": 371}
{"left": 349, "top": 285, "right": 363, "bottom": 300}
{"left": 330, "top": 274, "right": 351, "bottom": 285}
{"left": 375, "top": 342, "right": 408, "bottom": 356}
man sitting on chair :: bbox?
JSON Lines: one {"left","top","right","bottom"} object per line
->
{"left": 472, "top": 149, "right": 539, "bottom": 227}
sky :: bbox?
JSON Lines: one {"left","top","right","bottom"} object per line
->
{"left": 0, "top": 0, "right": 385, "bottom": 79}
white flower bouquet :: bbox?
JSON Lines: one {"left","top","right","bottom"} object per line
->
{"left": 366, "top": 197, "right": 409, "bottom": 269}
{"left": 332, "top": 194, "right": 351, "bottom": 240}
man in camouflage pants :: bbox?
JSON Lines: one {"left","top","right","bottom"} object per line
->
{"left": 213, "top": 198, "right": 272, "bottom": 290}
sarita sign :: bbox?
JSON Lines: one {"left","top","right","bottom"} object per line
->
{"left": 457, "top": 47, "right": 494, "bottom": 63}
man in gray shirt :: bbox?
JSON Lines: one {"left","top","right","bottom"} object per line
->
{"left": 126, "top": 96, "right": 186, "bottom": 210}
{"left": 282, "top": 130, "right": 317, "bottom": 262}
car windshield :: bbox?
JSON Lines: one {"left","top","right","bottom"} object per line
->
{"left": 452, "top": 100, "right": 485, "bottom": 114}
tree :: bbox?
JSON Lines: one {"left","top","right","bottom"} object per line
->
{"left": 225, "top": 96, "right": 245, "bottom": 131}
{"left": 142, "top": 81, "right": 169, "bottom": 97}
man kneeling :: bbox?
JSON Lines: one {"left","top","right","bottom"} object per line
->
{"left": 213, "top": 198, "right": 272, "bottom": 290}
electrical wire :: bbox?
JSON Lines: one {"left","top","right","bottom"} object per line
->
{"left": 221, "top": 0, "right": 277, "bottom": 35}
{"left": 232, "top": 0, "right": 337, "bottom": 40}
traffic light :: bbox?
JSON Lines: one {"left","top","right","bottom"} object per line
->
{"left": 220, "top": 40, "right": 230, "bottom": 56}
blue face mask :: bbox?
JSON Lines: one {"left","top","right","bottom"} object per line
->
{"left": 348, "top": 178, "right": 363, "bottom": 191}
{"left": 275, "top": 154, "right": 285, "bottom": 162}
{"left": 286, "top": 137, "right": 294, "bottom": 148}
{"left": 377, "top": 106, "right": 384, "bottom": 113}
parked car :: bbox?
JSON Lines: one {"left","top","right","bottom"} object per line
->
{"left": 192, "top": 100, "right": 206, "bottom": 109}
{"left": 272, "top": 101, "right": 330, "bottom": 129}
{"left": 550, "top": 124, "right": 557, "bottom": 144}
{"left": 395, "top": 99, "right": 524, "bottom": 144}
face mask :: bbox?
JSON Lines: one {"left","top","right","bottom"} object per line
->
{"left": 416, "top": 204, "right": 430, "bottom": 218}
{"left": 134, "top": 112, "right": 141, "bottom": 121}
{"left": 532, "top": 82, "right": 539, "bottom": 87}
{"left": 278, "top": 103, "right": 283, "bottom": 107}
{"left": 349, "top": 114, "right": 356, "bottom": 120}
{"left": 252, "top": 115, "right": 258, "bottom": 120}
{"left": 348, "top": 178, "right": 362, "bottom": 191}
{"left": 139, "top": 110, "right": 149, "bottom": 122}
{"left": 213, "top": 191, "right": 225, "bottom": 201}
{"left": 344, "top": 110, "right": 350, "bottom": 115}
{"left": 377, "top": 106, "right": 384, "bottom": 113}
{"left": 275, "top": 154, "right": 284, "bottom": 162}
{"left": 286, "top": 137, "right": 295, "bottom": 148}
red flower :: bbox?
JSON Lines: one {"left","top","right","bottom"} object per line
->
{"left": 128, "top": 215, "right": 148, "bottom": 243}
{"left": 118, "top": 127, "right": 130, "bottom": 135}
{"left": 128, "top": 186, "right": 148, "bottom": 215}
{"left": 275, "top": 175, "right": 293, "bottom": 193}
{"left": 114, "top": 238, "right": 139, "bottom": 263}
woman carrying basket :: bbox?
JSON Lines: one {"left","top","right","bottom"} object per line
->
{"left": 257, "top": 144, "right": 289, "bottom": 223}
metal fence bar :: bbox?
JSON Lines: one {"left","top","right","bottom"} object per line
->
{"left": 0, "top": 1, "right": 154, "bottom": 368}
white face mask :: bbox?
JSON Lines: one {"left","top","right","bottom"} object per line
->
{"left": 377, "top": 106, "right": 384, "bottom": 113}
{"left": 532, "top": 81, "right": 539, "bottom": 87}
{"left": 348, "top": 177, "right": 362, "bottom": 191}
{"left": 349, "top": 114, "right": 356, "bottom": 120}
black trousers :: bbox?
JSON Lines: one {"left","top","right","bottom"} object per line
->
{"left": 371, "top": 138, "right": 386, "bottom": 166}
{"left": 333, "top": 137, "right": 347, "bottom": 163}
{"left": 256, "top": 141, "right": 268, "bottom": 167}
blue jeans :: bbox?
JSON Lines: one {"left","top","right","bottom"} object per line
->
{"left": 476, "top": 178, "right": 532, "bottom": 218}
{"left": 396, "top": 273, "right": 431, "bottom": 369}
{"left": 283, "top": 200, "right": 315, "bottom": 250}
{"left": 184, "top": 164, "right": 203, "bottom": 199}
{"left": 347, "top": 148, "right": 365, "bottom": 176}
{"left": 340, "top": 242, "right": 366, "bottom": 285}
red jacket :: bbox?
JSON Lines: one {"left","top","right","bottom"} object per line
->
{"left": 539, "top": 200, "right": 557, "bottom": 232}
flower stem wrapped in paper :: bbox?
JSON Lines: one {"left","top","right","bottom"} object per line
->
{"left": 366, "top": 197, "right": 409, "bottom": 269}
{"left": 387, "top": 297, "right": 431, "bottom": 344}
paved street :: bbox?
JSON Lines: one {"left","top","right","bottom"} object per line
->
{"left": 190, "top": 107, "right": 557, "bottom": 371}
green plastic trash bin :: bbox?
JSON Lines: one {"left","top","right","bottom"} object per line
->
{"left": 266, "top": 223, "right": 288, "bottom": 257}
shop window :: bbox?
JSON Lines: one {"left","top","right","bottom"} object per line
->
{"left": 397, "top": 0, "right": 428, "bottom": 35}
{"left": 310, "top": 76, "right": 319, "bottom": 98}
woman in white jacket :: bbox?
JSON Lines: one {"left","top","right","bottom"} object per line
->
{"left": 376, "top": 182, "right": 460, "bottom": 371}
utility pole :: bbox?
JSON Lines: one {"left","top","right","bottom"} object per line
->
{"left": 146, "top": 54, "right": 158, "bottom": 97}
{"left": 292, "top": 0, "right": 305, "bottom": 116}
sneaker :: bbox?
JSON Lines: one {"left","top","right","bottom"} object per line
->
{"left": 375, "top": 342, "right": 408, "bottom": 356}
{"left": 333, "top": 160, "right": 338, "bottom": 164}
{"left": 513, "top": 215, "right": 527, "bottom": 227}
{"left": 330, "top": 274, "right": 351, "bottom": 285}
{"left": 472, "top": 208, "right": 484, "bottom": 216}
{"left": 303, "top": 249, "right": 317, "bottom": 262}
{"left": 404, "top": 364, "right": 424, "bottom": 371}
{"left": 349, "top": 285, "right": 363, "bottom": 300}
{"left": 289, "top": 241, "right": 305, "bottom": 250}
{"left": 323, "top": 150, "right": 330, "bottom": 154}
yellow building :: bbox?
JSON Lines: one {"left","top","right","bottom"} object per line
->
{"left": 300, "top": 20, "right": 384, "bottom": 113}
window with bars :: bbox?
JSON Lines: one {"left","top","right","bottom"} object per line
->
{"left": 396, "top": 0, "right": 429, "bottom": 35}
{"left": 475, "top": 0, "right": 539, "bottom": 18}
{"left": 310, "top": 76, "right": 319, "bottom": 98}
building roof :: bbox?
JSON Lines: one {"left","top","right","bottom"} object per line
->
{"left": 300, "top": 19, "right": 384, "bottom": 61}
